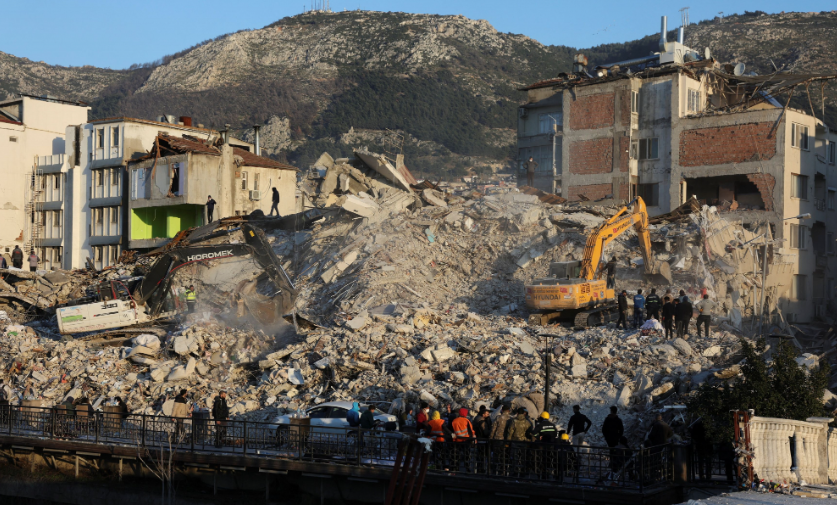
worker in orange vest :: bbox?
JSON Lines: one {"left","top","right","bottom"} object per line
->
{"left": 427, "top": 410, "right": 451, "bottom": 442}
{"left": 451, "top": 408, "right": 476, "bottom": 442}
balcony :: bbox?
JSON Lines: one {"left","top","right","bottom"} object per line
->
{"left": 814, "top": 199, "right": 826, "bottom": 212}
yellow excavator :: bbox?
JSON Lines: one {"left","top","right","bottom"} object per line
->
{"left": 525, "top": 197, "right": 672, "bottom": 327}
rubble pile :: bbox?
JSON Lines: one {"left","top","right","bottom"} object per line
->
{"left": 0, "top": 148, "right": 818, "bottom": 445}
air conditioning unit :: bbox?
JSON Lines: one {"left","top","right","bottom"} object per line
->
{"left": 249, "top": 190, "right": 261, "bottom": 201}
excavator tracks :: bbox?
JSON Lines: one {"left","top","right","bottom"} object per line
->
{"left": 75, "top": 326, "right": 169, "bottom": 345}
{"left": 573, "top": 305, "right": 619, "bottom": 329}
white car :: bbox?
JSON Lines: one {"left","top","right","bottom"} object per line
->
{"left": 270, "top": 401, "right": 399, "bottom": 435}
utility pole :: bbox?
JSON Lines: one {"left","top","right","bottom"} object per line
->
{"left": 541, "top": 334, "right": 560, "bottom": 413}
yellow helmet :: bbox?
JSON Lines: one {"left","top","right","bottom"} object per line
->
{"left": 561, "top": 433, "right": 570, "bottom": 441}
{"left": 431, "top": 410, "right": 441, "bottom": 420}
{"left": 540, "top": 412, "right": 550, "bottom": 419}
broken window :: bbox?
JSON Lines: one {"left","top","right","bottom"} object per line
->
{"left": 815, "top": 175, "right": 826, "bottom": 210}
{"left": 638, "top": 183, "right": 659, "bottom": 206}
{"left": 792, "top": 274, "right": 807, "bottom": 300}
{"left": 791, "top": 174, "right": 808, "bottom": 199}
{"left": 638, "top": 138, "right": 659, "bottom": 160}
{"left": 631, "top": 90, "right": 639, "bottom": 113}
{"left": 687, "top": 89, "right": 701, "bottom": 112}
{"left": 170, "top": 163, "right": 180, "bottom": 196}
{"left": 241, "top": 171, "right": 248, "bottom": 190}
{"left": 791, "top": 123, "right": 809, "bottom": 150}
{"left": 684, "top": 175, "right": 765, "bottom": 210}
{"left": 790, "top": 223, "right": 807, "bottom": 249}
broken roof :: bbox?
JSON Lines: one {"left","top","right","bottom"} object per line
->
{"left": 130, "top": 134, "right": 297, "bottom": 171}
{"left": 519, "top": 59, "right": 712, "bottom": 92}
{"left": 233, "top": 147, "right": 298, "bottom": 171}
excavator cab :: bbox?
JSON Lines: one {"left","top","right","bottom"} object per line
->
{"left": 548, "top": 261, "right": 582, "bottom": 279}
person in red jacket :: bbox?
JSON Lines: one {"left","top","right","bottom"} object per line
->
{"left": 416, "top": 402, "right": 430, "bottom": 434}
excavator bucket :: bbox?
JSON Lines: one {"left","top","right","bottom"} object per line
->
{"left": 645, "top": 260, "right": 673, "bottom": 286}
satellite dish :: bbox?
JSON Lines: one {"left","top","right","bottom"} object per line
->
{"left": 734, "top": 62, "right": 745, "bottom": 76}
{"left": 704, "top": 47, "right": 711, "bottom": 60}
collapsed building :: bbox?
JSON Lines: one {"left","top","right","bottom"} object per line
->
{"left": 518, "top": 15, "right": 837, "bottom": 324}
{"left": 2, "top": 143, "right": 836, "bottom": 446}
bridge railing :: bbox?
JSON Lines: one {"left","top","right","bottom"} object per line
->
{"left": 0, "top": 405, "right": 670, "bottom": 489}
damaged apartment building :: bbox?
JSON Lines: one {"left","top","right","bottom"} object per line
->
{"left": 518, "top": 16, "right": 837, "bottom": 323}
{"left": 26, "top": 115, "right": 295, "bottom": 269}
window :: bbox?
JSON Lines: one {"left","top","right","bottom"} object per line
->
{"left": 111, "top": 246, "right": 119, "bottom": 264}
{"left": 829, "top": 190, "right": 836, "bottom": 211}
{"left": 631, "top": 90, "right": 639, "bottom": 113}
{"left": 790, "top": 223, "right": 807, "bottom": 249}
{"left": 241, "top": 171, "right": 248, "bottom": 190}
{"left": 630, "top": 140, "right": 639, "bottom": 160}
{"left": 828, "top": 232, "right": 835, "bottom": 255}
{"left": 54, "top": 174, "right": 61, "bottom": 190}
{"left": 518, "top": 145, "right": 553, "bottom": 173}
{"left": 637, "top": 138, "right": 659, "bottom": 160}
{"left": 791, "top": 174, "right": 808, "bottom": 199}
{"left": 254, "top": 172, "right": 260, "bottom": 191}
{"left": 111, "top": 169, "right": 119, "bottom": 190}
{"left": 828, "top": 141, "right": 836, "bottom": 164}
{"left": 791, "top": 123, "right": 809, "bottom": 150}
{"left": 792, "top": 274, "right": 807, "bottom": 300}
{"left": 538, "top": 113, "right": 562, "bottom": 134}
{"left": 96, "top": 129, "right": 104, "bottom": 149}
{"left": 687, "top": 89, "right": 701, "bottom": 112}
{"left": 638, "top": 183, "right": 659, "bottom": 206}
{"left": 112, "top": 127, "right": 119, "bottom": 147}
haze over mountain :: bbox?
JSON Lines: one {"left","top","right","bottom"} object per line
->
{"left": 1, "top": 9, "right": 835, "bottom": 176}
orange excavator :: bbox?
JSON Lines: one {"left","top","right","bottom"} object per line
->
{"left": 525, "top": 197, "right": 672, "bottom": 327}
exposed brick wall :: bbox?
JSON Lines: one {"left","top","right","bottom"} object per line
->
{"left": 619, "top": 137, "right": 630, "bottom": 172}
{"left": 569, "top": 93, "right": 615, "bottom": 130}
{"left": 569, "top": 138, "right": 613, "bottom": 175}
{"left": 620, "top": 90, "right": 632, "bottom": 126}
{"left": 567, "top": 183, "right": 612, "bottom": 201}
{"left": 619, "top": 183, "right": 629, "bottom": 200}
{"left": 746, "top": 173, "right": 776, "bottom": 211}
{"left": 679, "top": 123, "right": 777, "bottom": 167}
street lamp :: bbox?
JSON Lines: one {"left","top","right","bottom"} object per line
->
{"left": 757, "top": 213, "right": 811, "bottom": 337}
{"left": 540, "top": 333, "right": 562, "bottom": 414}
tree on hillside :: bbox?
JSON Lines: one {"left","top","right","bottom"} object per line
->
{"left": 686, "top": 338, "right": 830, "bottom": 442}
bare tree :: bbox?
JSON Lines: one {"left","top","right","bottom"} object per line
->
{"left": 133, "top": 416, "right": 188, "bottom": 505}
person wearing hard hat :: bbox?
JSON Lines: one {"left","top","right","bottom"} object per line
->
{"left": 557, "top": 431, "right": 577, "bottom": 482}
{"left": 185, "top": 285, "right": 197, "bottom": 313}
{"left": 427, "top": 410, "right": 453, "bottom": 471}
{"left": 533, "top": 412, "right": 558, "bottom": 443}
{"left": 451, "top": 407, "right": 476, "bottom": 471}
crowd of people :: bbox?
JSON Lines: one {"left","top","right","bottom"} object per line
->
{"left": 615, "top": 287, "right": 718, "bottom": 339}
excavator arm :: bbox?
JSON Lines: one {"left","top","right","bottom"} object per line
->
{"left": 578, "top": 197, "right": 670, "bottom": 283}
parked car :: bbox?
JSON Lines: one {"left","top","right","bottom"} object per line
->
{"left": 270, "top": 401, "right": 399, "bottom": 435}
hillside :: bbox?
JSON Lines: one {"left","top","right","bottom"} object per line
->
{"left": 2, "top": 10, "right": 836, "bottom": 176}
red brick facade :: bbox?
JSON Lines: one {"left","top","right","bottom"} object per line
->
{"left": 679, "top": 123, "right": 777, "bottom": 167}
{"left": 569, "top": 138, "right": 613, "bottom": 175}
{"left": 620, "top": 89, "right": 632, "bottom": 126}
{"left": 569, "top": 93, "right": 615, "bottom": 130}
{"left": 567, "top": 183, "right": 612, "bottom": 201}
{"left": 619, "top": 183, "right": 629, "bottom": 200}
{"left": 619, "top": 136, "right": 630, "bottom": 172}
{"left": 746, "top": 173, "right": 776, "bottom": 211}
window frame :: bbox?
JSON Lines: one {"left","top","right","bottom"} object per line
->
{"left": 790, "top": 223, "right": 807, "bottom": 250}
{"left": 96, "top": 129, "right": 104, "bottom": 149}
{"left": 791, "top": 174, "right": 808, "bottom": 200}
{"left": 630, "top": 90, "right": 639, "bottom": 114}
{"left": 827, "top": 141, "right": 836, "bottom": 164}
{"left": 637, "top": 183, "right": 659, "bottom": 206}
{"left": 241, "top": 171, "right": 248, "bottom": 191}
{"left": 111, "top": 126, "right": 119, "bottom": 147}
{"left": 687, "top": 89, "right": 701, "bottom": 112}
{"left": 254, "top": 172, "right": 260, "bottom": 192}
{"left": 638, "top": 138, "right": 659, "bottom": 160}
{"left": 791, "top": 123, "right": 809, "bottom": 150}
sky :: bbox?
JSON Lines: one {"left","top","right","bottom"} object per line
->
{"left": 1, "top": 1, "right": 834, "bottom": 69}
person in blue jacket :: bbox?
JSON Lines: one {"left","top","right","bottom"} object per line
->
{"left": 633, "top": 289, "right": 646, "bottom": 328}
{"left": 346, "top": 402, "right": 361, "bottom": 427}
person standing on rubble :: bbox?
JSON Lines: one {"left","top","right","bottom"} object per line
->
{"left": 605, "top": 258, "right": 617, "bottom": 289}
{"left": 212, "top": 391, "right": 229, "bottom": 448}
{"left": 524, "top": 157, "right": 538, "bottom": 187}
{"left": 675, "top": 296, "right": 693, "bottom": 338}
{"left": 695, "top": 294, "right": 716, "bottom": 339}
{"left": 11, "top": 245, "right": 23, "bottom": 269}
{"left": 269, "top": 187, "right": 281, "bottom": 217}
{"left": 645, "top": 288, "right": 661, "bottom": 320}
{"left": 616, "top": 290, "right": 629, "bottom": 330}
{"left": 185, "top": 285, "right": 197, "bottom": 313}
{"left": 632, "top": 289, "right": 646, "bottom": 328}
{"left": 661, "top": 296, "right": 676, "bottom": 339}
{"left": 28, "top": 250, "right": 39, "bottom": 272}
{"left": 206, "top": 195, "right": 217, "bottom": 223}
{"left": 567, "top": 405, "right": 592, "bottom": 446}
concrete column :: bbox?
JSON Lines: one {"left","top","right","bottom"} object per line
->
{"left": 828, "top": 428, "right": 837, "bottom": 484}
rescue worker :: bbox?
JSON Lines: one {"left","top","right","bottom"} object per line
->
{"left": 28, "top": 250, "right": 39, "bottom": 272}
{"left": 556, "top": 432, "right": 576, "bottom": 482}
{"left": 533, "top": 412, "right": 558, "bottom": 442}
{"left": 632, "top": 289, "right": 646, "bottom": 328}
{"left": 524, "top": 157, "right": 538, "bottom": 187}
{"left": 675, "top": 295, "right": 693, "bottom": 338}
{"left": 490, "top": 405, "right": 512, "bottom": 440}
{"left": 427, "top": 410, "right": 451, "bottom": 442}
{"left": 269, "top": 188, "right": 281, "bottom": 217}
{"left": 11, "top": 245, "right": 23, "bottom": 269}
{"left": 567, "top": 405, "right": 591, "bottom": 446}
{"left": 605, "top": 257, "right": 617, "bottom": 289}
{"left": 206, "top": 195, "right": 217, "bottom": 223}
{"left": 695, "top": 293, "right": 716, "bottom": 339}
{"left": 645, "top": 288, "right": 661, "bottom": 320}
{"left": 416, "top": 401, "right": 430, "bottom": 434}
{"left": 451, "top": 408, "right": 475, "bottom": 442}
{"left": 185, "top": 285, "right": 197, "bottom": 313}
{"left": 661, "top": 296, "right": 676, "bottom": 339}
{"left": 616, "top": 290, "right": 629, "bottom": 330}
{"left": 489, "top": 405, "right": 512, "bottom": 475}
{"left": 504, "top": 408, "right": 533, "bottom": 441}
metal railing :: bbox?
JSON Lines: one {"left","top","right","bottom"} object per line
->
{"left": 0, "top": 405, "right": 671, "bottom": 489}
